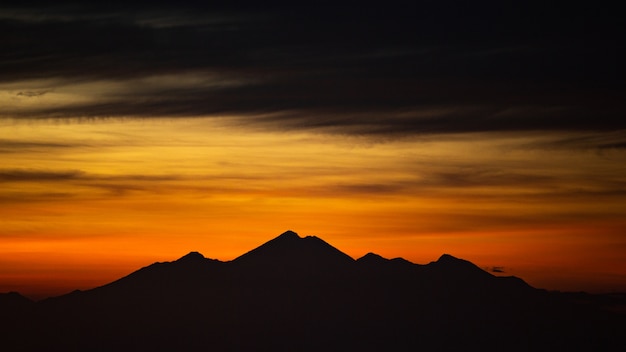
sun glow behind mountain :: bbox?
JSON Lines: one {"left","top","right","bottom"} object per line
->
{"left": 1, "top": 1, "right": 626, "bottom": 300}
{"left": 1, "top": 118, "right": 625, "bottom": 299}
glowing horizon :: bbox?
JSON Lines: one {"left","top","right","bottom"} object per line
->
{"left": 1, "top": 2, "right": 624, "bottom": 301}
{"left": 1, "top": 118, "right": 625, "bottom": 300}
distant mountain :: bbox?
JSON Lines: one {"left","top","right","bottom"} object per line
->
{"left": 0, "top": 291, "right": 33, "bottom": 305}
{"left": 1, "top": 230, "right": 624, "bottom": 351}
{"left": 0, "top": 291, "right": 33, "bottom": 312}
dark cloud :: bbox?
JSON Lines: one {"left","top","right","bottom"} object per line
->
{"left": 599, "top": 142, "right": 626, "bottom": 150}
{"left": 0, "top": 168, "right": 182, "bottom": 184}
{"left": 303, "top": 168, "right": 561, "bottom": 198}
{"left": 0, "top": 192, "right": 78, "bottom": 203}
{"left": 16, "top": 90, "right": 50, "bottom": 97}
{"left": 322, "top": 183, "right": 410, "bottom": 197}
{"left": 0, "top": 168, "right": 186, "bottom": 200}
{"left": 0, "top": 139, "right": 80, "bottom": 153}
{"left": 527, "top": 131, "right": 626, "bottom": 152}
{"left": 424, "top": 168, "right": 556, "bottom": 189}
{"left": 0, "top": 1, "right": 624, "bottom": 135}
{"left": 491, "top": 267, "right": 505, "bottom": 273}
{"left": 0, "top": 169, "right": 84, "bottom": 182}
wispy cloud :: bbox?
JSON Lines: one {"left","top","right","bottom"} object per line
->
{"left": 0, "top": 168, "right": 184, "bottom": 197}
{"left": 491, "top": 266, "right": 505, "bottom": 273}
{"left": 528, "top": 131, "right": 626, "bottom": 152}
{"left": 0, "top": 169, "right": 83, "bottom": 182}
{"left": 0, "top": 2, "right": 622, "bottom": 136}
{"left": 16, "top": 90, "right": 51, "bottom": 97}
{"left": 0, "top": 168, "right": 189, "bottom": 183}
{"left": 0, "top": 139, "right": 80, "bottom": 153}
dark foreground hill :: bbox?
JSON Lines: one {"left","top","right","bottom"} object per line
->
{"left": 2, "top": 231, "right": 625, "bottom": 351}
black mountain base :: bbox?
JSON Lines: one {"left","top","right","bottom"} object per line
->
{"left": 2, "top": 231, "right": 625, "bottom": 351}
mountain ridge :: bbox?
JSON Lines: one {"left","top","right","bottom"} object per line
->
{"left": 1, "top": 230, "right": 624, "bottom": 351}
{"left": 232, "top": 230, "right": 356, "bottom": 267}
{"left": 0, "top": 230, "right": 552, "bottom": 301}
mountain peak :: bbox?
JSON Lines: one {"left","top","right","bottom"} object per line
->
{"left": 277, "top": 230, "right": 300, "bottom": 240}
{"left": 233, "top": 230, "right": 354, "bottom": 270}
{"left": 0, "top": 291, "right": 33, "bottom": 305}
{"left": 437, "top": 253, "right": 457, "bottom": 262}
{"left": 176, "top": 251, "right": 205, "bottom": 263}
{"left": 435, "top": 253, "right": 477, "bottom": 268}
{"left": 357, "top": 252, "right": 388, "bottom": 263}
{"left": 431, "top": 253, "right": 492, "bottom": 279}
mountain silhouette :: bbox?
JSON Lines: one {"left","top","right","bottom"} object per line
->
{"left": 1, "top": 230, "right": 624, "bottom": 351}
{"left": 233, "top": 230, "right": 355, "bottom": 275}
{"left": 0, "top": 291, "right": 34, "bottom": 315}
{"left": 0, "top": 291, "right": 33, "bottom": 306}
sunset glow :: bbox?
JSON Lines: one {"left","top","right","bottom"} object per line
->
{"left": 1, "top": 118, "right": 625, "bottom": 299}
{"left": 1, "top": 2, "right": 625, "bottom": 300}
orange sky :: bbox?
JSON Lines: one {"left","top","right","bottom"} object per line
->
{"left": 1, "top": 118, "right": 625, "bottom": 300}
{"left": 1, "top": 2, "right": 625, "bottom": 302}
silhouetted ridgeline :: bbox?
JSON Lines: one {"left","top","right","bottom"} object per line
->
{"left": 2, "top": 231, "right": 625, "bottom": 351}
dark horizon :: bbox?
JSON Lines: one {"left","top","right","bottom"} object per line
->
{"left": 2, "top": 229, "right": 625, "bottom": 351}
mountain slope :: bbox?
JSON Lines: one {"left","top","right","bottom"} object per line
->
{"left": 233, "top": 230, "right": 355, "bottom": 274}
{"left": 1, "top": 230, "right": 624, "bottom": 351}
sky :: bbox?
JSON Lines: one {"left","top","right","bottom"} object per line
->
{"left": 1, "top": 1, "right": 625, "bottom": 299}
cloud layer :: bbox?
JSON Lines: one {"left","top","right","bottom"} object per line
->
{"left": 1, "top": 1, "right": 624, "bottom": 135}
{"left": 1, "top": 1, "right": 625, "bottom": 298}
